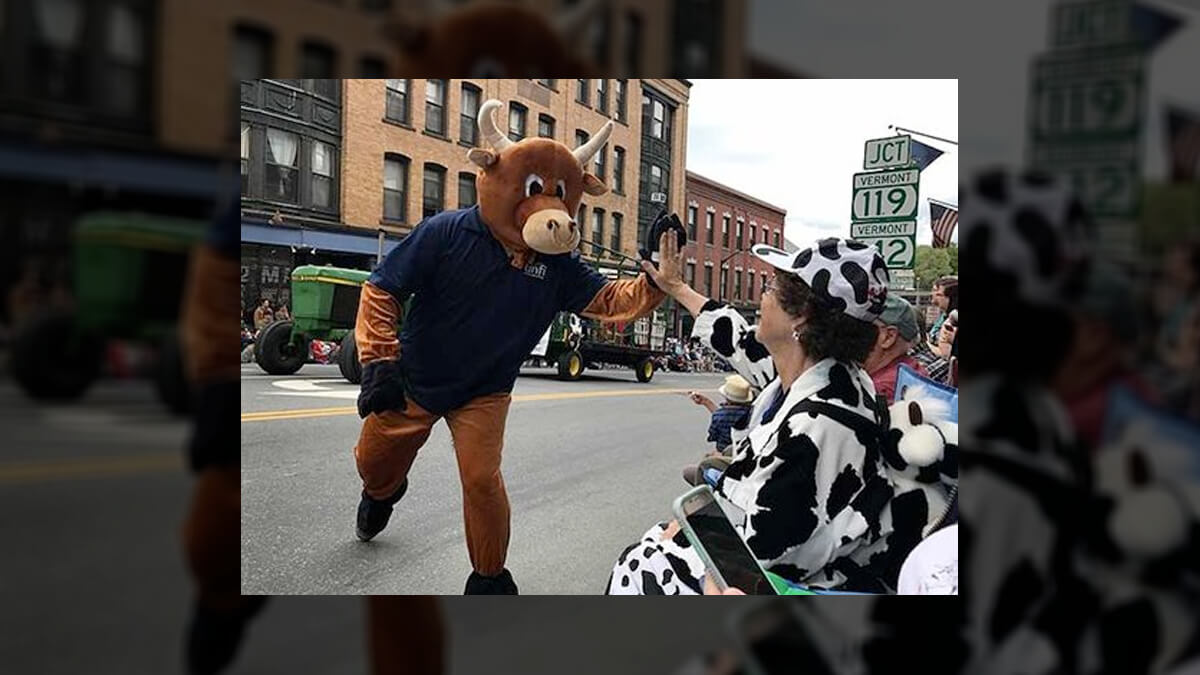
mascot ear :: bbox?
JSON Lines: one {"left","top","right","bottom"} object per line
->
{"left": 582, "top": 173, "right": 607, "bottom": 196}
{"left": 468, "top": 148, "right": 497, "bottom": 168}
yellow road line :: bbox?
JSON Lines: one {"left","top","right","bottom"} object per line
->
{"left": 0, "top": 453, "right": 183, "bottom": 484}
{"left": 242, "top": 387, "right": 707, "bottom": 423}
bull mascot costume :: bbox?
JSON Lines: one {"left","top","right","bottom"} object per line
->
{"left": 352, "top": 99, "right": 669, "bottom": 594}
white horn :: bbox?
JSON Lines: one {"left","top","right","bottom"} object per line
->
{"left": 573, "top": 119, "right": 613, "bottom": 166}
{"left": 477, "top": 99, "right": 514, "bottom": 153}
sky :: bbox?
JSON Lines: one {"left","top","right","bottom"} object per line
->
{"left": 685, "top": 79, "right": 959, "bottom": 248}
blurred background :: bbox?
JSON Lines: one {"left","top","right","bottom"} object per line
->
{"left": 0, "top": 0, "right": 1197, "bottom": 673}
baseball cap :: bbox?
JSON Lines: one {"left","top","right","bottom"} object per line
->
{"left": 751, "top": 237, "right": 890, "bottom": 321}
{"left": 877, "top": 295, "right": 919, "bottom": 342}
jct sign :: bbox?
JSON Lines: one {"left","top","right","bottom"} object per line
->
{"left": 863, "top": 135, "right": 912, "bottom": 170}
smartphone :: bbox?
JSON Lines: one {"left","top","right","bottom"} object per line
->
{"left": 672, "top": 485, "right": 776, "bottom": 595}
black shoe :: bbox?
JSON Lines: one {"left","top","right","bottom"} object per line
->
{"left": 464, "top": 569, "right": 519, "bottom": 595}
{"left": 355, "top": 480, "right": 408, "bottom": 542}
{"left": 185, "top": 596, "right": 268, "bottom": 675}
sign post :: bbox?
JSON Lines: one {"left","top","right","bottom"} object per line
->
{"left": 851, "top": 140, "right": 920, "bottom": 291}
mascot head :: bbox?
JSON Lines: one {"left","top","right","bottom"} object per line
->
{"left": 467, "top": 98, "right": 612, "bottom": 256}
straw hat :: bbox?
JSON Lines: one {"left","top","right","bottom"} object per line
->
{"left": 718, "top": 375, "right": 754, "bottom": 404}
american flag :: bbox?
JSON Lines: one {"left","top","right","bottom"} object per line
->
{"left": 930, "top": 200, "right": 958, "bottom": 248}
{"left": 1166, "top": 107, "right": 1200, "bottom": 182}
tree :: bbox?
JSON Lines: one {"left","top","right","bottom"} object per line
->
{"left": 914, "top": 244, "right": 958, "bottom": 290}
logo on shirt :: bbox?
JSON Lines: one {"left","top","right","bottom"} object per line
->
{"left": 524, "top": 262, "right": 548, "bottom": 280}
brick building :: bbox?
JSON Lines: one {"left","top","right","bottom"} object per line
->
{"left": 680, "top": 171, "right": 787, "bottom": 334}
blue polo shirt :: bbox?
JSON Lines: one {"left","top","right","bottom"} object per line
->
{"left": 368, "top": 206, "right": 609, "bottom": 415}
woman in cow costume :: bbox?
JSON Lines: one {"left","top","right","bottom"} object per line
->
{"left": 607, "top": 234, "right": 945, "bottom": 594}
{"left": 352, "top": 99, "right": 667, "bottom": 594}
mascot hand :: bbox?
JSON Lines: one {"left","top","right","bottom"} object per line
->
{"left": 357, "top": 359, "right": 407, "bottom": 418}
{"left": 639, "top": 211, "right": 687, "bottom": 290}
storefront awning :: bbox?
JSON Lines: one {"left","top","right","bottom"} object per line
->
{"left": 242, "top": 221, "right": 404, "bottom": 257}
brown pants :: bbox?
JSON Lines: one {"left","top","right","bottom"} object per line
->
{"left": 355, "top": 393, "right": 512, "bottom": 576}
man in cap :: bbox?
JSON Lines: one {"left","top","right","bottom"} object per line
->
{"left": 864, "top": 295, "right": 928, "bottom": 403}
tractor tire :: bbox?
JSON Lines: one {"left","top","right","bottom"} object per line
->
{"left": 11, "top": 311, "right": 103, "bottom": 401}
{"left": 338, "top": 332, "right": 362, "bottom": 384}
{"left": 635, "top": 357, "right": 655, "bottom": 383}
{"left": 155, "top": 332, "right": 192, "bottom": 415}
{"left": 556, "top": 350, "right": 584, "bottom": 381}
{"left": 254, "top": 320, "right": 305, "bottom": 375}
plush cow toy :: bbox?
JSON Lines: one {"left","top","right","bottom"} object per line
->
{"left": 882, "top": 387, "right": 959, "bottom": 537}
{"left": 352, "top": 99, "right": 668, "bottom": 594}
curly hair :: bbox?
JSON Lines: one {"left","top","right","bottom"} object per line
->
{"left": 773, "top": 271, "right": 879, "bottom": 364}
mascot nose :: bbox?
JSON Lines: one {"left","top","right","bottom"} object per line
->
{"left": 547, "top": 219, "right": 558, "bottom": 231}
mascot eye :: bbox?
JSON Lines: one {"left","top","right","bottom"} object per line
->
{"left": 555, "top": 180, "right": 566, "bottom": 199}
{"left": 525, "top": 174, "right": 545, "bottom": 197}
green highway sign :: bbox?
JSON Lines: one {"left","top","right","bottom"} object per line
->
{"left": 857, "top": 234, "right": 917, "bottom": 269}
{"left": 863, "top": 135, "right": 913, "bottom": 170}
{"left": 851, "top": 168, "right": 919, "bottom": 222}
{"left": 851, "top": 220, "right": 916, "bottom": 238}
{"left": 886, "top": 268, "right": 915, "bottom": 292}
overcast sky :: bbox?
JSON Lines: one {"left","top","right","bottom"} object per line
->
{"left": 685, "top": 79, "right": 959, "bottom": 247}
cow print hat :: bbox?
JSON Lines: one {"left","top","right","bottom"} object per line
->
{"left": 752, "top": 237, "right": 889, "bottom": 321}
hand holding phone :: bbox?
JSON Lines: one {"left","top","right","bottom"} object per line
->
{"left": 672, "top": 485, "right": 776, "bottom": 595}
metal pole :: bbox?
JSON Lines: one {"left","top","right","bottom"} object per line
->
{"left": 377, "top": 229, "right": 384, "bottom": 265}
{"left": 888, "top": 125, "right": 958, "bottom": 146}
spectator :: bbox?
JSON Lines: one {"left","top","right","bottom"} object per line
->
{"left": 607, "top": 234, "right": 940, "bottom": 595}
{"left": 274, "top": 303, "right": 291, "bottom": 322}
{"left": 681, "top": 375, "right": 755, "bottom": 486}
{"left": 253, "top": 298, "right": 273, "bottom": 331}
{"left": 910, "top": 308, "right": 950, "bottom": 384}
{"left": 863, "top": 295, "right": 927, "bottom": 403}
{"left": 928, "top": 276, "right": 958, "bottom": 343}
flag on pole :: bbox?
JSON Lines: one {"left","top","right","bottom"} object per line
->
{"left": 1166, "top": 106, "right": 1200, "bottom": 182}
{"left": 911, "top": 139, "right": 945, "bottom": 171}
{"left": 1132, "top": 3, "right": 1183, "bottom": 51}
{"left": 929, "top": 200, "right": 958, "bottom": 248}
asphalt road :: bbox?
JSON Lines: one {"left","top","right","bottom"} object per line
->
{"left": 241, "top": 363, "right": 730, "bottom": 596}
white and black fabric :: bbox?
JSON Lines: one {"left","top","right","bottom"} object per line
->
{"left": 752, "top": 237, "right": 889, "bottom": 321}
{"left": 606, "top": 303, "right": 938, "bottom": 595}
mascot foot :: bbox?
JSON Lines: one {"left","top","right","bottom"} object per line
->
{"left": 356, "top": 480, "right": 408, "bottom": 542}
{"left": 464, "top": 569, "right": 519, "bottom": 595}
{"left": 185, "top": 596, "right": 268, "bottom": 675}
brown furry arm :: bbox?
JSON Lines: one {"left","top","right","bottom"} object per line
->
{"left": 579, "top": 275, "right": 666, "bottom": 324}
{"left": 356, "top": 282, "right": 401, "bottom": 363}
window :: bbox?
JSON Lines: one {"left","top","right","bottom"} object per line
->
{"left": 591, "top": 209, "right": 605, "bottom": 257}
{"left": 651, "top": 99, "right": 666, "bottom": 139}
{"left": 264, "top": 128, "right": 299, "bottom": 203}
{"left": 577, "top": 204, "right": 587, "bottom": 245}
{"left": 538, "top": 114, "right": 555, "bottom": 139}
{"left": 705, "top": 212, "right": 714, "bottom": 244}
{"left": 575, "top": 129, "right": 589, "bottom": 150}
{"left": 234, "top": 25, "right": 273, "bottom": 81}
{"left": 748, "top": 271, "right": 756, "bottom": 301}
{"left": 612, "top": 146, "right": 625, "bottom": 194}
{"left": 734, "top": 270, "right": 742, "bottom": 300}
{"left": 762, "top": 274, "right": 769, "bottom": 295}
{"left": 240, "top": 124, "right": 250, "bottom": 195}
{"left": 423, "top": 164, "right": 446, "bottom": 218}
{"left": 610, "top": 213, "right": 622, "bottom": 252}
{"left": 722, "top": 215, "right": 730, "bottom": 247}
{"left": 460, "top": 84, "right": 481, "bottom": 145}
{"left": 686, "top": 206, "right": 698, "bottom": 240}
{"left": 649, "top": 165, "right": 664, "bottom": 196}
{"left": 615, "top": 79, "right": 627, "bottom": 122}
{"left": 32, "top": 0, "right": 85, "bottom": 102}
{"left": 576, "top": 79, "right": 589, "bottom": 105}
{"left": 458, "top": 172, "right": 477, "bottom": 209}
{"left": 359, "top": 56, "right": 387, "bottom": 78}
{"left": 686, "top": 262, "right": 697, "bottom": 288}
{"left": 536, "top": 78, "right": 557, "bottom": 89}
{"left": 386, "top": 79, "right": 409, "bottom": 124}
{"left": 736, "top": 219, "right": 744, "bottom": 249}
{"left": 624, "top": 12, "right": 642, "bottom": 74}
{"left": 383, "top": 155, "right": 409, "bottom": 222}
{"left": 596, "top": 79, "right": 608, "bottom": 114}
{"left": 719, "top": 266, "right": 728, "bottom": 300}
{"left": 749, "top": 224, "right": 756, "bottom": 246}
{"left": 593, "top": 143, "right": 607, "bottom": 181}
{"left": 774, "top": 230, "right": 781, "bottom": 247}
{"left": 103, "top": 3, "right": 147, "bottom": 115}
{"left": 508, "top": 102, "right": 527, "bottom": 141}
{"left": 704, "top": 265, "right": 713, "bottom": 295}
{"left": 425, "top": 79, "right": 447, "bottom": 135}
{"left": 311, "top": 140, "right": 334, "bottom": 208}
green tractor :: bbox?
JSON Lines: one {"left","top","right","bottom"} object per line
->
{"left": 253, "top": 264, "right": 389, "bottom": 384}
{"left": 10, "top": 211, "right": 205, "bottom": 413}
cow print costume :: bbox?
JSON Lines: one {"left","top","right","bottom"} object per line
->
{"left": 607, "top": 238, "right": 944, "bottom": 595}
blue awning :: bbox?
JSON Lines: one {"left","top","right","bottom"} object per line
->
{"left": 242, "top": 221, "right": 404, "bottom": 256}
{"left": 0, "top": 143, "right": 223, "bottom": 198}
